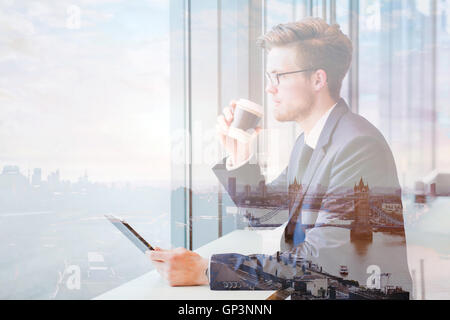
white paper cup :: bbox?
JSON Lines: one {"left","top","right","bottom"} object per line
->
{"left": 228, "top": 99, "right": 263, "bottom": 143}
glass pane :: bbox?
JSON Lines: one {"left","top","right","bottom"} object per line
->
{"left": 358, "top": 0, "right": 450, "bottom": 299}
{"left": 219, "top": 0, "right": 250, "bottom": 237}
{"left": 437, "top": 0, "right": 450, "bottom": 171}
{"left": 264, "top": 0, "right": 298, "bottom": 182}
{"left": 0, "top": 0, "right": 170, "bottom": 299}
{"left": 190, "top": 0, "right": 221, "bottom": 249}
{"left": 335, "top": 0, "right": 350, "bottom": 104}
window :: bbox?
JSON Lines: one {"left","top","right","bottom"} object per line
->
{"left": 0, "top": 0, "right": 170, "bottom": 299}
{"left": 1, "top": 0, "right": 447, "bottom": 300}
{"left": 359, "top": 0, "right": 441, "bottom": 186}
{"left": 171, "top": 0, "right": 450, "bottom": 299}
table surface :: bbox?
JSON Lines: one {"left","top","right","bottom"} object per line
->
{"left": 94, "top": 228, "right": 284, "bottom": 300}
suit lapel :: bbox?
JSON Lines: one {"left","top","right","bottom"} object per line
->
{"left": 299, "top": 99, "right": 349, "bottom": 197}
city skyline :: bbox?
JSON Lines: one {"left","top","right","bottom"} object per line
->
{"left": 0, "top": 163, "right": 172, "bottom": 188}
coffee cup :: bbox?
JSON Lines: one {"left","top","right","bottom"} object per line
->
{"left": 228, "top": 99, "right": 263, "bottom": 143}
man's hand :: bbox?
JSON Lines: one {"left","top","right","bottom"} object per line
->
{"left": 146, "top": 247, "right": 209, "bottom": 287}
{"left": 216, "top": 100, "right": 261, "bottom": 166}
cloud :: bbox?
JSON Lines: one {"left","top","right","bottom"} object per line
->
{"left": 266, "top": 0, "right": 296, "bottom": 28}
{"left": 0, "top": 0, "right": 171, "bottom": 183}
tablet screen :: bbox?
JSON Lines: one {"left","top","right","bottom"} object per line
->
{"left": 105, "top": 215, "right": 154, "bottom": 253}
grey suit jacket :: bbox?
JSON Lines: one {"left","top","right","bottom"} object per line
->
{"left": 210, "top": 99, "right": 412, "bottom": 294}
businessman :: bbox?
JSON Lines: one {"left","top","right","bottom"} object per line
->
{"left": 148, "top": 18, "right": 412, "bottom": 295}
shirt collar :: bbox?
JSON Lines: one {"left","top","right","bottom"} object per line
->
{"left": 304, "top": 103, "right": 337, "bottom": 150}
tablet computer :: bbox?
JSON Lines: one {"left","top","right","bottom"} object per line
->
{"left": 105, "top": 214, "right": 154, "bottom": 253}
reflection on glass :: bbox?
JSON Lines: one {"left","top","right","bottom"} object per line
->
{"left": 0, "top": 1, "right": 170, "bottom": 299}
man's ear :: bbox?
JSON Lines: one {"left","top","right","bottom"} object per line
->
{"left": 313, "top": 69, "right": 328, "bottom": 91}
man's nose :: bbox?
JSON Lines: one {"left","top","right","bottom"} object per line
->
{"left": 265, "top": 82, "right": 278, "bottom": 95}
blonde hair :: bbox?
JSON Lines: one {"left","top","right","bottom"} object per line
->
{"left": 257, "top": 18, "right": 353, "bottom": 100}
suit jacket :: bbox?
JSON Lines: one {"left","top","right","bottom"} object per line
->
{"left": 210, "top": 99, "right": 412, "bottom": 295}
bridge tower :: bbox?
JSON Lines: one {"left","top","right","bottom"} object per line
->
{"left": 288, "top": 178, "right": 303, "bottom": 211}
{"left": 350, "top": 177, "right": 373, "bottom": 241}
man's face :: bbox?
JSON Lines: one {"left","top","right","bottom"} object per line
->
{"left": 265, "top": 46, "right": 315, "bottom": 123}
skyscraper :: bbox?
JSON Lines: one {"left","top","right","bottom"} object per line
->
{"left": 258, "top": 180, "right": 267, "bottom": 198}
{"left": 32, "top": 168, "right": 42, "bottom": 187}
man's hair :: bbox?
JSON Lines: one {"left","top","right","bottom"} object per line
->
{"left": 257, "top": 18, "right": 353, "bottom": 100}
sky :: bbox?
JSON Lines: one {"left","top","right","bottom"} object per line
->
{"left": 0, "top": 0, "right": 171, "bottom": 186}
{"left": 1, "top": 0, "right": 449, "bottom": 188}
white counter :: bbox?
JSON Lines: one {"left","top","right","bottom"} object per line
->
{"left": 94, "top": 229, "right": 282, "bottom": 300}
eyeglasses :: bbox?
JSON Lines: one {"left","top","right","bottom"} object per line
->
{"left": 265, "top": 68, "right": 315, "bottom": 86}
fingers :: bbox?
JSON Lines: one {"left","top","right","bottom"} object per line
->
{"left": 249, "top": 127, "right": 262, "bottom": 142}
{"left": 216, "top": 100, "right": 238, "bottom": 138}
{"left": 146, "top": 247, "right": 188, "bottom": 262}
{"left": 146, "top": 247, "right": 162, "bottom": 254}
{"left": 149, "top": 251, "right": 170, "bottom": 262}
{"left": 152, "top": 261, "right": 168, "bottom": 279}
{"left": 222, "top": 100, "right": 237, "bottom": 125}
{"left": 223, "top": 107, "right": 234, "bottom": 124}
{"left": 229, "top": 100, "right": 237, "bottom": 111}
{"left": 146, "top": 249, "right": 172, "bottom": 262}
{"left": 146, "top": 248, "right": 206, "bottom": 287}
{"left": 216, "top": 115, "right": 229, "bottom": 135}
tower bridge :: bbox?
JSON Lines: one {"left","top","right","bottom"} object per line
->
{"left": 243, "top": 178, "right": 405, "bottom": 237}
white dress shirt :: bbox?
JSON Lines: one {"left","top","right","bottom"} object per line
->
{"left": 304, "top": 103, "right": 337, "bottom": 150}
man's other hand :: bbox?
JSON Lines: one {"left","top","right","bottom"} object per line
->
{"left": 146, "top": 247, "right": 209, "bottom": 287}
{"left": 216, "top": 100, "right": 261, "bottom": 166}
